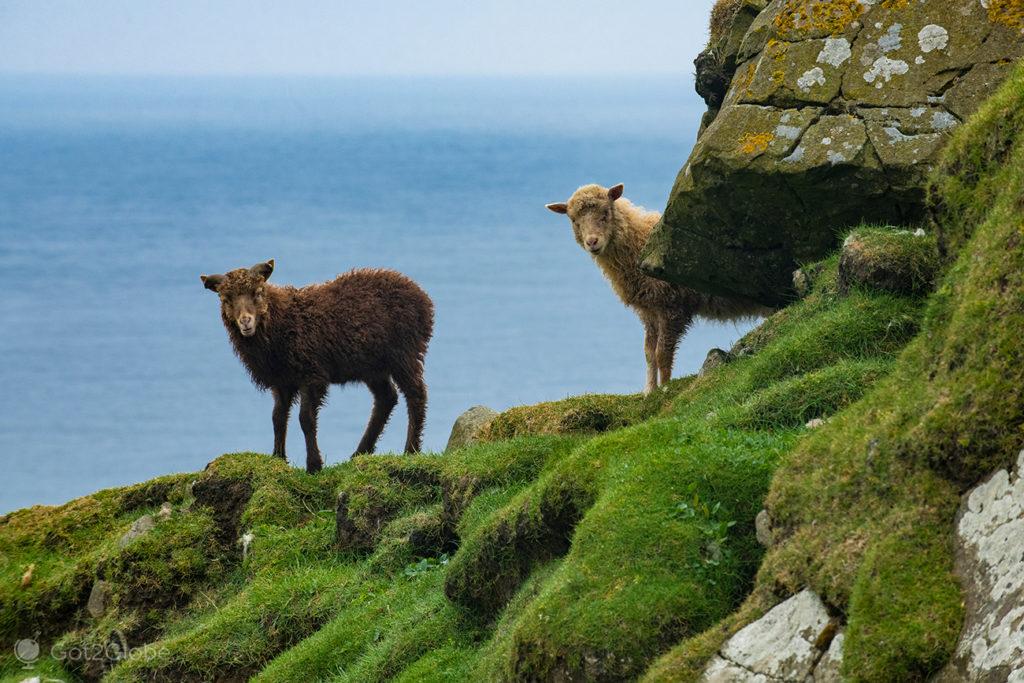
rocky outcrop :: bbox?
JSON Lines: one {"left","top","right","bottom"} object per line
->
{"left": 446, "top": 405, "right": 499, "bottom": 451}
{"left": 117, "top": 513, "right": 156, "bottom": 548}
{"left": 86, "top": 579, "right": 111, "bottom": 619}
{"left": 938, "top": 450, "right": 1024, "bottom": 681}
{"left": 643, "top": 0, "right": 1024, "bottom": 306}
{"left": 699, "top": 348, "right": 733, "bottom": 376}
{"left": 701, "top": 589, "right": 843, "bottom": 681}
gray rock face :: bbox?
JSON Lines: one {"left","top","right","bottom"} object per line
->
{"left": 644, "top": 0, "right": 1024, "bottom": 306}
{"left": 939, "top": 450, "right": 1024, "bottom": 681}
{"left": 118, "top": 513, "right": 155, "bottom": 548}
{"left": 701, "top": 589, "right": 843, "bottom": 682}
{"left": 86, "top": 579, "right": 111, "bottom": 618}
{"left": 813, "top": 631, "right": 845, "bottom": 682}
{"left": 445, "top": 406, "right": 498, "bottom": 452}
{"left": 700, "top": 348, "right": 733, "bottom": 377}
{"left": 755, "top": 508, "right": 776, "bottom": 547}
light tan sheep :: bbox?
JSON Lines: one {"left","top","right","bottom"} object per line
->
{"left": 547, "top": 183, "right": 770, "bottom": 394}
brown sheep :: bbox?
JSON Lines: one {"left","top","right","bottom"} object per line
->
{"left": 200, "top": 260, "right": 433, "bottom": 473}
{"left": 546, "top": 184, "right": 770, "bottom": 394}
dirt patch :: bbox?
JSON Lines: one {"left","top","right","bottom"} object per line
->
{"left": 192, "top": 475, "right": 253, "bottom": 547}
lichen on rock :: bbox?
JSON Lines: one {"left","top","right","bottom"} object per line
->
{"left": 939, "top": 450, "right": 1024, "bottom": 681}
{"left": 645, "top": 0, "right": 1024, "bottom": 306}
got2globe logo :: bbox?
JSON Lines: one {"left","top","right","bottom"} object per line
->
{"left": 14, "top": 633, "right": 40, "bottom": 666}
{"left": 13, "top": 629, "right": 166, "bottom": 672}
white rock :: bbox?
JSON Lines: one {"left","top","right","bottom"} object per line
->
{"left": 717, "top": 590, "right": 833, "bottom": 680}
{"left": 946, "top": 451, "right": 1024, "bottom": 678}
{"left": 702, "top": 655, "right": 770, "bottom": 682}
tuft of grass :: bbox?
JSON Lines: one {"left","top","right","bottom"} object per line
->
{"left": 843, "top": 526, "right": 963, "bottom": 681}
{"left": 838, "top": 227, "right": 940, "bottom": 297}
{"left": 726, "top": 358, "right": 894, "bottom": 430}
{"left": 480, "top": 380, "right": 691, "bottom": 443}
{"left": 928, "top": 61, "right": 1024, "bottom": 258}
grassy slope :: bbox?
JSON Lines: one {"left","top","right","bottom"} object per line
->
{"left": 646, "top": 61, "right": 1024, "bottom": 682}
{"left": 1, "top": 257, "right": 922, "bottom": 682}
{"left": 3, "top": 61, "right": 1021, "bottom": 683}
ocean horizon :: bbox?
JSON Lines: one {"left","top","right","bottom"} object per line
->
{"left": 0, "top": 74, "right": 759, "bottom": 513}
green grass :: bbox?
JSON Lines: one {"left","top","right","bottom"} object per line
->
{"left": 0, "top": 260, "right": 917, "bottom": 682}
{"left": 0, "top": 249, "right": 930, "bottom": 682}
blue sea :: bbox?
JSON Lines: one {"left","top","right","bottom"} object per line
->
{"left": 0, "top": 75, "right": 758, "bottom": 513}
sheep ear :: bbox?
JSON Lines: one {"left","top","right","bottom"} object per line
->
{"left": 608, "top": 184, "right": 624, "bottom": 202}
{"left": 250, "top": 259, "right": 274, "bottom": 281}
{"left": 546, "top": 203, "right": 569, "bottom": 215}
{"left": 201, "top": 274, "right": 225, "bottom": 292}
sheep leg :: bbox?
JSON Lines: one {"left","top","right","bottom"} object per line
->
{"left": 299, "top": 383, "right": 328, "bottom": 474}
{"left": 393, "top": 365, "right": 428, "bottom": 454}
{"left": 271, "top": 386, "right": 296, "bottom": 460}
{"left": 657, "top": 315, "right": 692, "bottom": 388}
{"left": 643, "top": 319, "right": 659, "bottom": 395}
{"left": 354, "top": 377, "right": 399, "bottom": 456}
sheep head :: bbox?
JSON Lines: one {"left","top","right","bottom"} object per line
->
{"left": 201, "top": 260, "right": 275, "bottom": 338}
{"left": 546, "top": 183, "right": 624, "bottom": 257}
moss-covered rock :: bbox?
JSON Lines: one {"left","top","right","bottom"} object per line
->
{"left": 445, "top": 405, "right": 499, "bottom": 452}
{"left": 837, "top": 226, "right": 940, "bottom": 296}
{"left": 643, "top": 0, "right": 1024, "bottom": 306}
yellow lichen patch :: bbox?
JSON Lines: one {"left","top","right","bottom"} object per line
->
{"left": 987, "top": 0, "right": 1024, "bottom": 31}
{"left": 739, "top": 132, "right": 775, "bottom": 155}
{"left": 766, "top": 39, "right": 790, "bottom": 62}
{"left": 738, "top": 60, "right": 758, "bottom": 98}
{"left": 880, "top": 0, "right": 911, "bottom": 10}
{"left": 774, "top": 0, "right": 865, "bottom": 37}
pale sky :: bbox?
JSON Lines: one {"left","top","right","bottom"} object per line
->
{"left": 0, "top": 0, "right": 718, "bottom": 76}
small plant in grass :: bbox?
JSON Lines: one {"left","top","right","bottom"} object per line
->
{"left": 404, "top": 554, "right": 450, "bottom": 579}
{"left": 672, "top": 487, "right": 738, "bottom": 578}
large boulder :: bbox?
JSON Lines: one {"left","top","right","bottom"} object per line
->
{"left": 643, "top": 0, "right": 1024, "bottom": 306}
